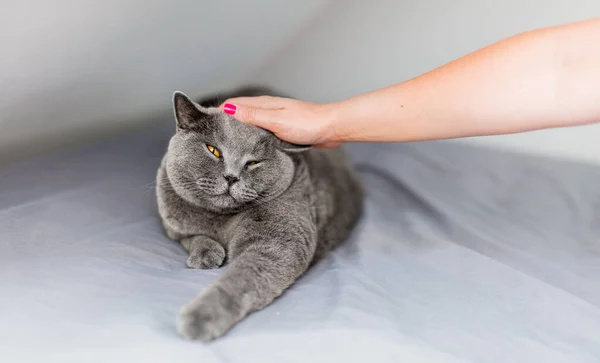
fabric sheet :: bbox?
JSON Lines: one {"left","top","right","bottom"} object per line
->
{"left": 2, "top": 122, "right": 600, "bottom": 363}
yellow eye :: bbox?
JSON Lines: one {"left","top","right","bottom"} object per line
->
{"left": 246, "top": 160, "right": 258, "bottom": 167}
{"left": 206, "top": 145, "right": 221, "bottom": 158}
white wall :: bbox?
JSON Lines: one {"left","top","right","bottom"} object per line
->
{"left": 248, "top": 0, "right": 600, "bottom": 164}
{"left": 0, "top": 0, "right": 332, "bottom": 160}
{"left": 4, "top": 0, "right": 600, "bottom": 164}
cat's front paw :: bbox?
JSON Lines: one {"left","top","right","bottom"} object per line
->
{"left": 187, "top": 243, "right": 226, "bottom": 269}
{"left": 177, "top": 289, "right": 238, "bottom": 342}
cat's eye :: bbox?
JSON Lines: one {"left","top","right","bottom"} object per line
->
{"left": 246, "top": 160, "right": 259, "bottom": 167}
{"left": 206, "top": 145, "right": 221, "bottom": 158}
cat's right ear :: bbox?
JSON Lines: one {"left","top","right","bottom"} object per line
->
{"left": 173, "top": 91, "right": 209, "bottom": 131}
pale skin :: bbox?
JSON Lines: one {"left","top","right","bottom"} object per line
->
{"left": 220, "top": 17, "right": 600, "bottom": 148}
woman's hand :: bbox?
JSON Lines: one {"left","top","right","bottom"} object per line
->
{"left": 219, "top": 18, "right": 600, "bottom": 147}
{"left": 219, "top": 96, "right": 343, "bottom": 148}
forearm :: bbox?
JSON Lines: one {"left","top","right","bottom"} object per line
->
{"left": 331, "top": 17, "right": 600, "bottom": 143}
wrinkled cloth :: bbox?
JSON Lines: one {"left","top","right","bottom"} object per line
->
{"left": 1, "top": 122, "right": 600, "bottom": 363}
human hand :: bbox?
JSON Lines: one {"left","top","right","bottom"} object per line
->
{"left": 219, "top": 96, "right": 342, "bottom": 148}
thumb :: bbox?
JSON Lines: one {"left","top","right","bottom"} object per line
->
{"left": 221, "top": 102, "right": 280, "bottom": 130}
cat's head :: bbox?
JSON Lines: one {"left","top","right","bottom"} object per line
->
{"left": 165, "top": 91, "right": 310, "bottom": 212}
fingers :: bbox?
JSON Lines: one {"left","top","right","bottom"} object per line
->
{"left": 219, "top": 95, "right": 290, "bottom": 110}
{"left": 222, "top": 102, "right": 281, "bottom": 130}
{"left": 217, "top": 96, "right": 339, "bottom": 148}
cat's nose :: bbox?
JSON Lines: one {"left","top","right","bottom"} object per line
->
{"left": 223, "top": 174, "right": 239, "bottom": 186}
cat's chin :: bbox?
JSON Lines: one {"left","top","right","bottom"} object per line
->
{"left": 177, "top": 188, "right": 256, "bottom": 214}
{"left": 202, "top": 193, "right": 254, "bottom": 214}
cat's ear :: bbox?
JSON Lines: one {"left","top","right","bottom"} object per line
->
{"left": 278, "top": 140, "right": 312, "bottom": 154}
{"left": 173, "top": 91, "right": 210, "bottom": 130}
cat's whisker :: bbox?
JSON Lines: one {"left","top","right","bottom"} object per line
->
{"left": 143, "top": 181, "right": 158, "bottom": 190}
{"left": 170, "top": 183, "right": 197, "bottom": 190}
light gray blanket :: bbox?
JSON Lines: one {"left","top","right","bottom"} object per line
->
{"left": 2, "top": 122, "right": 599, "bottom": 363}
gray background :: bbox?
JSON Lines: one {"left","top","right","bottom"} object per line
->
{"left": 2, "top": 0, "right": 600, "bottom": 163}
{"left": 2, "top": 122, "right": 600, "bottom": 362}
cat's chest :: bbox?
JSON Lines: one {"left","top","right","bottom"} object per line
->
{"left": 157, "top": 192, "right": 227, "bottom": 241}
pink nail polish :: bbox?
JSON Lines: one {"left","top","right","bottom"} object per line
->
{"left": 223, "top": 103, "right": 236, "bottom": 115}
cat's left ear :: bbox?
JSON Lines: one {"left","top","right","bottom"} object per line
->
{"left": 172, "top": 91, "right": 211, "bottom": 131}
{"left": 278, "top": 140, "right": 312, "bottom": 154}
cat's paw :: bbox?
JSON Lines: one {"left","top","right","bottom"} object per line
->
{"left": 177, "top": 289, "right": 238, "bottom": 342}
{"left": 186, "top": 243, "right": 226, "bottom": 269}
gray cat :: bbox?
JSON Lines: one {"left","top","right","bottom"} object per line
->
{"left": 156, "top": 87, "right": 363, "bottom": 342}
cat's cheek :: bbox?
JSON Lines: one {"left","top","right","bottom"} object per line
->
{"left": 211, "top": 183, "right": 229, "bottom": 196}
{"left": 228, "top": 185, "right": 251, "bottom": 203}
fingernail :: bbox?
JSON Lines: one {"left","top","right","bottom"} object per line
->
{"left": 223, "top": 103, "right": 236, "bottom": 115}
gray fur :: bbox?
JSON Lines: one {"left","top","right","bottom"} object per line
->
{"left": 156, "top": 89, "right": 363, "bottom": 342}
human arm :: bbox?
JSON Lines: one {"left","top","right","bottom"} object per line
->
{"left": 221, "top": 17, "right": 600, "bottom": 146}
